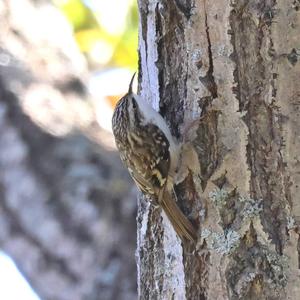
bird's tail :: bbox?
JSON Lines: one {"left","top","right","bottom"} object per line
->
{"left": 159, "top": 188, "right": 197, "bottom": 243}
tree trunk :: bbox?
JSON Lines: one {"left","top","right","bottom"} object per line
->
{"left": 137, "top": 0, "right": 300, "bottom": 299}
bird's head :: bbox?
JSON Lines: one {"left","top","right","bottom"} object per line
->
{"left": 112, "top": 72, "right": 143, "bottom": 134}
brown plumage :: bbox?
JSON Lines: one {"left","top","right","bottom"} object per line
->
{"left": 112, "top": 73, "right": 197, "bottom": 243}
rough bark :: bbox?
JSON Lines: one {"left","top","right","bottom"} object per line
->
{"left": 0, "top": 1, "right": 137, "bottom": 300}
{"left": 137, "top": 0, "right": 300, "bottom": 299}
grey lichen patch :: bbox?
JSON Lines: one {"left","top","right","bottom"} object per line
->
{"left": 209, "top": 190, "right": 265, "bottom": 233}
{"left": 201, "top": 228, "right": 211, "bottom": 239}
{"left": 209, "top": 188, "right": 229, "bottom": 208}
{"left": 286, "top": 216, "right": 296, "bottom": 230}
{"left": 264, "top": 250, "right": 289, "bottom": 289}
{"left": 209, "top": 229, "right": 240, "bottom": 255}
{"left": 198, "top": 207, "right": 206, "bottom": 220}
{"left": 198, "top": 228, "right": 240, "bottom": 256}
{"left": 209, "top": 186, "right": 237, "bottom": 227}
{"left": 226, "top": 232, "right": 289, "bottom": 299}
{"left": 234, "top": 270, "right": 259, "bottom": 296}
{"left": 239, "top": 196, "right": 262, "bottom": 219}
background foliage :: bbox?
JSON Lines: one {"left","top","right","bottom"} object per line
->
{"left": 54, "top": 0, "right": 138, "bottom": 70}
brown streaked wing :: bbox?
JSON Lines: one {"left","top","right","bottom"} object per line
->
{"left": 129, "top": 124, "right": 170, "bottom": 193}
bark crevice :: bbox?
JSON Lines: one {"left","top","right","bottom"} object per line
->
{"left": 199, "top": 1, "right": 218, "bottom": 99}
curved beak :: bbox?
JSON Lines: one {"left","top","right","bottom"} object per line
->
{"left": 128, "top": 72, "right": 136, "bottom": 94}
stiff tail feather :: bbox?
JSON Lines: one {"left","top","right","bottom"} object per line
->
{"left": 159, "top": 189, "right": 197, "bottom": 243}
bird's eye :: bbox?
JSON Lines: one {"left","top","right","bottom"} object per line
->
{"left": 132, "top": 99, "right": 137, "bottom": 110}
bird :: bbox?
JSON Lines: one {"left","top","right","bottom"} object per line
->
{"left": 111, "top": 73, "right": 197, "bottom": 243}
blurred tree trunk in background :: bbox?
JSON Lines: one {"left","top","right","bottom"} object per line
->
{"left": 137, "top": 0, "right": 300, "bottom": 299}
{"left": 0, "top": 1, "right": 137, "bottom": 300}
